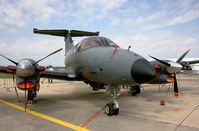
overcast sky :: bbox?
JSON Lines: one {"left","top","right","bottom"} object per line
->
{"left": 0, "top": 0, "right": 199, "bottom": 66}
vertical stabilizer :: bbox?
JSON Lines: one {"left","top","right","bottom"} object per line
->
{"left": 64, "top": 31, "right": 74, "bottom": 56}
{"left": 33, "top": 28, "right": 99, "bottom": 55}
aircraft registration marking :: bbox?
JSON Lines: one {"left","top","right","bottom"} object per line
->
{"left": 0, "top": 99, "right": 90, "bottom": 131}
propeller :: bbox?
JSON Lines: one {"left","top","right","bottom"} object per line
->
{"left": 0, "top": 48, "right": 63, "bottom": 110}
{"left": 173, "top": 73, "right": 179, "bottom": 97}
{"left": 1, "top": 48, "right": 63, "bottom": 78}
{"left": 0, "top": 48, "right": 63, "bottom": 66}
{"left": 149, "top": 55, "right": 181, "bottom": 98}
{"left": 149, "top": 55, "right": 170, "bottom": 67}
{"left": 33, "top": 48, "right": 63, "bottom": 65}
{"left": 0, "top": 53, "right": 18, "bottom": 65}
{"left": 176, "top": 49, "right": 190, "bottom": 63}
{"left": 150, "top": 49, "right": 190, "bottom": 98}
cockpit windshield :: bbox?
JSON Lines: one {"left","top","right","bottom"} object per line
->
{"left": 77, "top": 37, "right": 116, "bottom": 51}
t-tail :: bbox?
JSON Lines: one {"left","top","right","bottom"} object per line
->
{"left": 33, "top": 28, "right": 99, "bottom": 55}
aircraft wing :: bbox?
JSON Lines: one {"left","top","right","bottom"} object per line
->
{"left": 0, "top": 66, "right": 16, "bottom": 74}
{"left": 0, "top": 66, "right": 82, "bottom": 81}
{"left": 185, "top": 60, "right": 199, "bottom": 65}
{"left": 40, "top": 70, "right": 83, "bottom": 81}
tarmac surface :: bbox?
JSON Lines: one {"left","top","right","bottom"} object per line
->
{"left": 0, "top": 79, "right": 199, "bottom": 131}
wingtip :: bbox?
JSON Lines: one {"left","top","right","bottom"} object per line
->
{"left": 33, "top": 28, "right": 38, "bottom": 33}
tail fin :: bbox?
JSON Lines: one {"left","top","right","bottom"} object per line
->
{"left": 33, "top": 28, "right": 100, "bottom": 55}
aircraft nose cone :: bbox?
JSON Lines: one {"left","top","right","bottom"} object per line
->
{"left": 131, "top": 58, "right": 156, "bottom": 83}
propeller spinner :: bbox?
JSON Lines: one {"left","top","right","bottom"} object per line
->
{"left": 16, "top": 59, "right": 36, "bottom": 77}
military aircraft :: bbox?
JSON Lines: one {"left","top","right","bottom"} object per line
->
{"left": 0, "top": 28, "right": 156, "bottom": 116}
{"left": 180, "top": 59, "right": 199, "bottom": 70}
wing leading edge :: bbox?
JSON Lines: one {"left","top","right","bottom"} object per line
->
{"left": 40, "top": 70, "right": 83, "bottom": 81}
{"left": 0, "top": 66, "right": 15, "bottom": 74}
{"left": 0, "top": 66, "right": 82, "bottom": 81}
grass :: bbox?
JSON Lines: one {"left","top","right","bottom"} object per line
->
{"left": 0, "top": 73, "right": 13, "bottom": 79}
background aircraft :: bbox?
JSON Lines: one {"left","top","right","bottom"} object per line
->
{"left": 0, "top": 28, "right": 156, "bottom": 116}
{"left": 180, "top": 59, "right": 199, "bottom": 70}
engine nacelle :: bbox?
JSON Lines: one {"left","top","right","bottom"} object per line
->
{"left": 166, "top": 61, "right": 182, "bottom": 74}
{"left": 16, "top": 76, "right": 38, "bottom": 90}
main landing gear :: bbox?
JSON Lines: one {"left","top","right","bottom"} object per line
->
{"left": 129, "top": 85, "right": 141, "bottom": 96}
{"left": 105, "top": 85, "right": 120, "bottom": 116}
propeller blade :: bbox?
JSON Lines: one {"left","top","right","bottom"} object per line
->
{"left": 33, "top": 48, "right": 63, "bottom": 65}
{"left": 149, "top": 55, "right": 170, "bottom": 67}
{"left": 173, "top": 73, "right": 179, "bottom": 98}
{"left": 176, "top": 49, "right": 190, "bottom": 63}
{"left": 24, "top": 78, "right": 27, "bottom": 111}
{"left": 0, "top": 53, "right": 18, "bottom": 65}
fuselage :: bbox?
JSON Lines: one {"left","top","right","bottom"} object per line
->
{"left": 64, "top": 36, "right": 155, "bottom": 86}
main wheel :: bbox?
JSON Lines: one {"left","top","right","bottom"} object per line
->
{"left": 113, "top": 108, "right": 119, "bottom": 115}
{"left": 105, "top": 103, "right": 114, "bottom": 116}
{"left": 130, "top": 85, "right": 140, "bottom": 96}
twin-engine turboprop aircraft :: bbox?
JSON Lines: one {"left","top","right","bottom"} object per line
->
{"left": 0, "top": 28, "right": 156, "bottom": 116}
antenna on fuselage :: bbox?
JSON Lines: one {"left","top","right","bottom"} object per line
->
{"left": 33, "top": 28, "right": 100, "bottom": 55}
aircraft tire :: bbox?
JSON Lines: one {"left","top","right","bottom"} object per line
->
{"left": 130, "top": 85, "right": 140, "bottom": 96}
{"left": 113, "top": 108, "right": 119, "bottom": 115}
{"left": 105, "top": 103, "right": 114, "bottom": 116}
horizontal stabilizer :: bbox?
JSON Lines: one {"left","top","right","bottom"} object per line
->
{"left": 33, "top": 28, "right": 99, "bottom": 37}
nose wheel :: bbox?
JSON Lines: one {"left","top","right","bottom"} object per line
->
{"left": 105, "top": 85, "right": 120, "bottom": 116}
{"left": 105, "top": 102, "right": 119, "bottom": 116}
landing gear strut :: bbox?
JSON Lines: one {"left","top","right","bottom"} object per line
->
{"left": 105, "top": 85, "right": 120, "bottom": 116}
{"left": 129, "top": 85, "right": 141, "bottom": 96}
{"left": 27, "top": 89, "right": 37, "bottom": 104}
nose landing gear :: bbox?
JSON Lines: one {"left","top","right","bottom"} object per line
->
{"left": 105, "top": 85, "right": 120, "bottom": 116}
